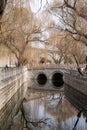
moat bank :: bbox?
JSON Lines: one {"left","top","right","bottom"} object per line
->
{"left": 0, "top": 67, "right": 29, "bottom": 130}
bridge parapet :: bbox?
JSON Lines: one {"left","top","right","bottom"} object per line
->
{"left": 28, "top": 64, "right": 76, "bottom": 70}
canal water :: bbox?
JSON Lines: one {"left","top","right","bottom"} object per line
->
{"left": 10, "top": 81, "right": 87, "bottom": 130}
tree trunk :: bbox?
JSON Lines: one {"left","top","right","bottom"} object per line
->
{"left": 0, "top": 0, "right": 7, "bottom": 18}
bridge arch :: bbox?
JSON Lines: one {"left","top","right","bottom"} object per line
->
{"left": 31, "top": 69, "right": 65, "bottom": 88}
{"left": 49, "top": 71, "right": 64, "bottom": 88}
{"left": 36, "top": 72, "right": 47, "bottom": 86}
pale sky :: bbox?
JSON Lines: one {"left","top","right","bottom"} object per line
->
{"left": 30, "top": 0, "right": 52, "bottom": 13}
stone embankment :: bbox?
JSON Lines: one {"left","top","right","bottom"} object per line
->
{"left": 64, "top": 73, "right": 87, "bottom": 95}
{"left": 0, "top": 67, "right": 29, "bottom": 130}
{"left": 64, "top": 72, "right": 87, "bottom": 113}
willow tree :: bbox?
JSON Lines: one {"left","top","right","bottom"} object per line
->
{"left": 47, "top": 30, "right": 86, "bottom": 66}
{"left": 47, "top": 0, "right": 87, "bottom": 45}
{"left": 0, "top": 0, "right": 43, "bottom": 65}
{"left": 45, "top": 0, "right": 87, "bottom": 71}
{"left": 0, "top": 0, "right": 7, "bottom": 18}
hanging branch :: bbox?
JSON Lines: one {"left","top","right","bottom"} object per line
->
{"left": 73, "top": 110, "right": 82, "bottom": 130}
{"left": 20, "top": 98, "right": 50, "bottom": 129}
{"left": 72, "top": 54, "right": 84, "bottom": 76}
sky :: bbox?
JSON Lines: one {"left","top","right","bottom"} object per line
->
{"left": 30, "top": 0, "right": 52, "bottom": 14}
{"left": 29, "top": 0, "right": 52, "bottom": 49}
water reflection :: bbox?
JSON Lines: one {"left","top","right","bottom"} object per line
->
{"left": 10, "top": 83, "right": 87, "bottom": 130}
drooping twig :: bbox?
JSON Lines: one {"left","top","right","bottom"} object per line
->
{"left": 20, "top": 98, "right": 50, "bottom": 129}
{"left": 73, "top": 110, "right": 82, "bottom": 130}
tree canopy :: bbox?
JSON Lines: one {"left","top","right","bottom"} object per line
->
{"left": 0, "top": 0, "right": 87, "bottom": 67}
{"left": 47, "top": 0, "right": 87, "bottom": 46}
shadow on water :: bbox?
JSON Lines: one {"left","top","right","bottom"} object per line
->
{"left": 9, "top": 83, "right": 87, "bottom": 130}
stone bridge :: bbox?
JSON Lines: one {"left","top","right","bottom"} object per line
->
{"left": 28, "top": 65, "right": 73, "bottom": 87}
{"left": 29, "top": 68, "right": 66, "bottom": 79}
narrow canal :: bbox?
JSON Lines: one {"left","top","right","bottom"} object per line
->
{"left": 9, "top": 81, "right": 87, "bottom": 130}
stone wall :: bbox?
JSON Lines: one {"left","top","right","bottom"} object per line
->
{"left": 64, "top": 84, "right": 87, "bottom": 110}
{"left": 0, "top": 67, "right": 29, "bottom": 130}
{"left": 64, "top": 73, "right": 87, "bottom": 95}
{"left": 64, "top": 73, "right": 87, "bottom": 115}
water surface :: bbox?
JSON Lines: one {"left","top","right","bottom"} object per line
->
{"left": 10, "top": 82, "right": 87, "bottom": 130}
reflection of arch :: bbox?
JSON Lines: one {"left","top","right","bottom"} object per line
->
{"left": 37, "top": 72, "right": 47, "bottom": 86}
{"left": 51, "top": 71, "right": 64, "bottom": 87}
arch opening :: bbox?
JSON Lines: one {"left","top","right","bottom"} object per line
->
{"left": 37, "top": 73, "right": 47, "bottom": 86}
{"left": 52, "top": 72, "right": 64, "bottom": 88}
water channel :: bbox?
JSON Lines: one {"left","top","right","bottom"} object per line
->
{"left": 9, "top": 80, "right": 87, "bottom": 130}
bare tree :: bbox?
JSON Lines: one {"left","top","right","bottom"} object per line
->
{"left": 0, "top": 0, "right": 44, "bottom": 65}
{"left": 47, "top": 0, "right": 87, "bottom": 46}
{"left": 45, "top": 0, "right": 87, "bottom": 74}
{"left": 0, "top": 0, "right": 7, "bottom": 18}
{"left": 47, "top": 31, "right": 86, "bottom": 67}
